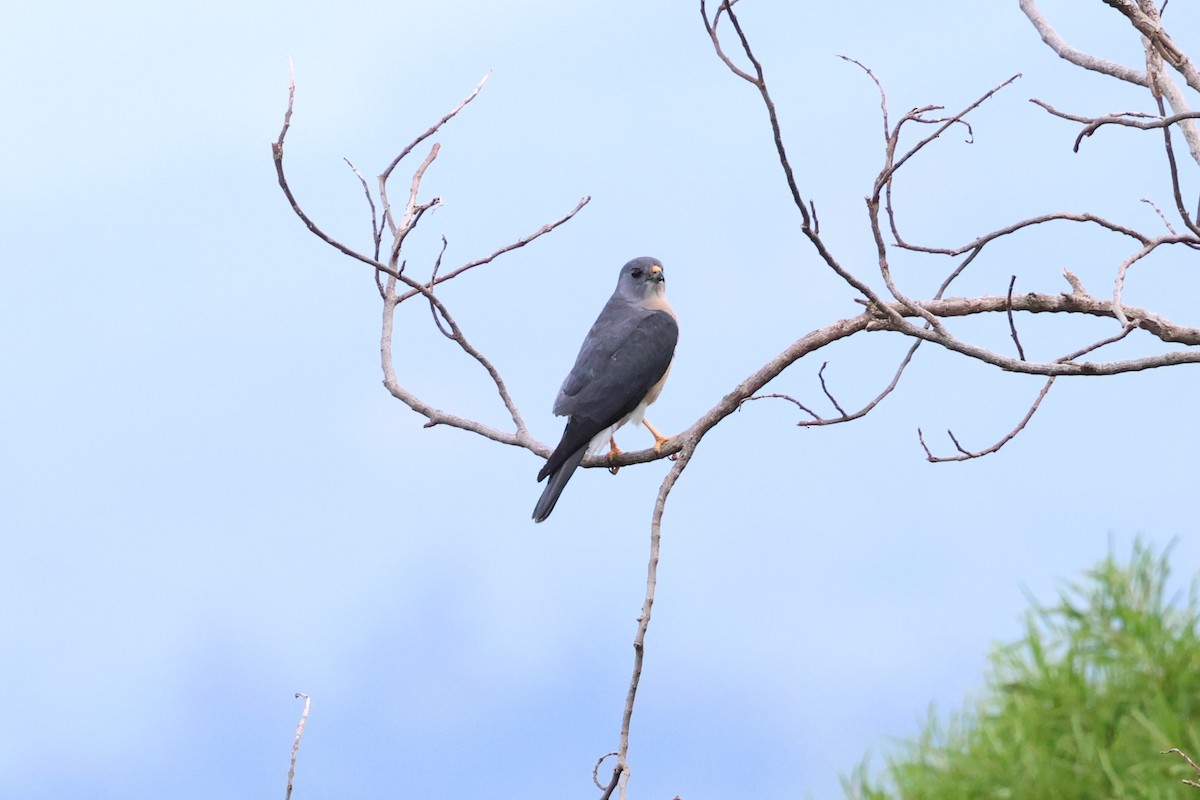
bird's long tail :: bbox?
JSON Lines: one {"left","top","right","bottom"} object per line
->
{"left": 532, "top": 446, "right": 586, "bottom": 523}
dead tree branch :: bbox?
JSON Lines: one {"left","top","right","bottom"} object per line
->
{"left": 1019, "top": 0, "right": 1200, "bottom": 164}
{"left": 919, "top": 377, "right": 1055, "bottom": 463}
{"left": 285, "top": 692, "right": 311, "bottom": 800}
{"left": 274, "top": 68, "right": 590, "bottom": 454}
{"left": 1164, "top": 747, "right": 1200, "bottom": 789}
{"left": 610, "top": 445, "right": 694, "bottom": 800}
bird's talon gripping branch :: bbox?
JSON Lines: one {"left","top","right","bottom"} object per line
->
{"left": 607, "top": 437, "right": 623, "bottom": 475}
{"left": 642, "top": 418, "right": 671, "bottom": 455}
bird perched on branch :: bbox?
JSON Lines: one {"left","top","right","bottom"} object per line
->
{"left": 533, "top": 257, "right": 678, "bottom": 523}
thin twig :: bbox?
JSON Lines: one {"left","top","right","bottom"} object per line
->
{"left": 1154, "top": 94, "right": 1200, "bottom": 237}
{"left": 879, "top": 74, "right": 1021, "bottom": 188}
{"left": 272, "top": 67, "right": 397, "bottom": 278}
{"left": 896, "top": 209, "right": 1151, "bottom": 256}
{"left": 741, "top": 392, "right": 823, "bottom": 422}
{"left": 839, "top": 55, "right": 889, "bottom": 142}
{"left": 1164, "top": 748, "right": 1200, "bottom": 788}
{"left": 593, "top": 752, "right": 619, "bottom": 792}
{"left": 815, "top": 362, "right": 847, "bottom": 416}
{"left": 343, "top": 157, "right": 381, "bottom": 261}
{"left": 797, "top": 340, "right": 923, "bottom": 427}
{"left": 1057, "top": 324, "right": 1136, "bottom": 362}
{"left": 1007, "top": 275, "right": 1027, "bottom": 361}
{"left": 921, "top": 377, "right": 1056, "bottom": 462}
{"left": 285, "top": 692, "right": 311, "bottom": 800}
{"left": 393, "top": 196, "right": 591, "bottom": 304}
{"left": 1073, "top": 109, "right": 1200, "bottom": 152}
{"left": 425, "top": 237, "right": 454, "bottom": 339}
{"left": 1112, "top": 241, "right": 1161, "bottom": 327}
{"left": 1142, "top": 197, "right": 1179, "bottom": 234}
{"left": 701, "top": 0, "right": 811, "bottom": 229}
{"left": 380, "top": 73, "right": 489, "bottom": 187}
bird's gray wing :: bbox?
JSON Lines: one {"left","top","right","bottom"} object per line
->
{"left": 554, "top": 300, "right": 635, "bottom": 415}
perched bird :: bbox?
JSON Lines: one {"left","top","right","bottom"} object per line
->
{"left": 533, "top": 256, "right": 679, "bottom": 523}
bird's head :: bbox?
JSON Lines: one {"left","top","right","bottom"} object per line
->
{"left": 615, "top": 256, "right": 666, "bottom": 303}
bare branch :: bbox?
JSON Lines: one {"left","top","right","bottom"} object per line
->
{"left": 1112, "top": 240, "right": 1162, "bottom": 326}
{"left": 343, "top": 157, "right": 382, "bottom": 262}
{"left": 898, "top": 207, "right": 1152, "bottom": 255}
{"left": 1153, "top": 94, "right": 1200, "bottom": 238}
{"left": 285, "top": 692, "right": 311, "bottom": 800}
{"left": 1101, "top": 0, "right": 1200, "bottom": 92}
{"left": 700, "top": 0, "right": 810, "bottom": 229}
{"left": 593, "top": 752, "right": 618, "bottom": 792}
{"left": 839, "top": 55, "right": 890, "bottom": 142}
{"left": 383, "top": 281, "right": 532, "bottom": 441}
{"left": 613, "top": 444, "right": 694, "bottom": 800}
{"left": 878, "top": 74, "right": 1021, "bottom": 189}
{"left": 1020, "top": 0, "right": 1200, "bottom": 163}
{"left": 393, "top": 196, "right": 591, "bottom": 303}
{"left": 815, "top": 362, "right": 848, "bottom": 416}
{"left": 1019, "top": 0, "right": 1147, "bottom": 84}
{"left": 272, "top": 68, "right": 397, "bottom": 278}
{"left": 388, "top": 143, "right": 443, "bottom": 269}
{"left": 1061, "top": 109, "right": 1200, "bottom": 153}
{"left": 795, "top": 341, "right": 923, "bottom": 428}
{"left": 1142, "top": 197, "right": 1180, "bottom": 235}
{"left": 1057, "top": 324, "right": 1136, "bottom": 362}
{"left": 701, "top": 3, "right": 897, "bottom": 315}
{"left": 869, "top": 75, "right": 1022, "bottom": 335}
{"left": 273, "top": 71, "right": 601, "bottom": 455}
{"left": 426, "top": 238, "right": 455, "bottom": 340}
{"left": 380, "top": 72, "right": 489, "bottom": 186}
{"left": 1164, "top": 748, "right": 1200, "bottom": 789}
{"left": 920, "top": 377, "right": 1056, "bottom": 462}
{"left": 600, "top": 287, "right": 1200, "bottom": 474}
{"left": 741, "top": 392, "right": 823, "bottom": 422}
{"left": 1007, "top": 276, "right": 1027, "bottom": 361}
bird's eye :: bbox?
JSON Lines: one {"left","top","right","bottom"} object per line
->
{"left": 630, "top": 268, "right": 643, "bottom": 278}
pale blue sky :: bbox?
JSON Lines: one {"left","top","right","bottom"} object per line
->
{"left": 4, "top": 2, "right": 1199, "bottom": 798}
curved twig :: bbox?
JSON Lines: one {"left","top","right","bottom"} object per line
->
{"left": 919, "top": 377, "right": 1055, "bottom": 462}
{"left": 790, "top": 342, "right": 921, "bottom": 428}
{"left": 593, "top": 752, "right": 619, "bottom": 793}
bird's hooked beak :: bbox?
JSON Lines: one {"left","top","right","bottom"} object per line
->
{"left": 649, "top": 264, "right": 665, "bottom": 283}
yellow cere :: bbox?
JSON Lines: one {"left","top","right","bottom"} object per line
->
{"left": 650, "top": 264, "right": 662, "bottom": 274}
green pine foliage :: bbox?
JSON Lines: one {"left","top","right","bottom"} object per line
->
{"left": 847, "top": 540, "right": 1200, "bottom": 799}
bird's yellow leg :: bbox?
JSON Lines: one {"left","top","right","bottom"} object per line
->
{"left": 642, "top": 419, "right": 675, "bottom": 458}
{"left": 607, "top": 437, "right": 622, "bottom": 474}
